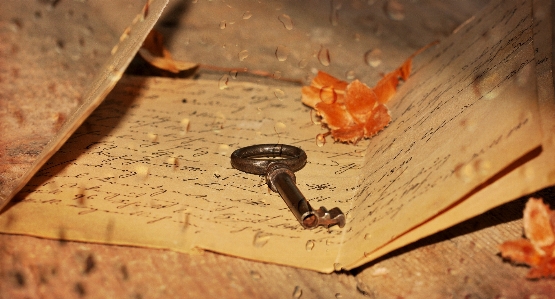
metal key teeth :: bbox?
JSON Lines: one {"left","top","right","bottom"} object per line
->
{"left": 313, "top": 207, "right": 346, "bottom": 228}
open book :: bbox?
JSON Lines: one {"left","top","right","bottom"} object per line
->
{"left": 0, "top": 0, "right": 553, "bottom": 273}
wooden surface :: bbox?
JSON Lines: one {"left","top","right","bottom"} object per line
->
{"left": 1, "top": 1, "right": 555, "bottom": 298}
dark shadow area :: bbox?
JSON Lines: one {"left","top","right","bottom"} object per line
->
{"left": 351, "top": 185, "right": 555, "bottom": 275}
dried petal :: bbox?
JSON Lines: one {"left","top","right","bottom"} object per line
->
{"left": 499, "top": 239, "right": 543, "bottom": 266}
{"left": 331, "top": 124, "right": 365, "bottom": 144}
{"left": 301, "top": 43, "right": 436, "bottom": 144}
{"left": 363, "top": 104, "right": 391, "bottom": 138}
{"left": 344, "top": 80, "right": 379, "bottom": 123}
{"left": 311, "top": 71, "right": 348, "bottom": 91}
{"left": 527, "top": 256, "right": 555, "bottom": 279}
{"left": 524, "top": 198, "right": 555, "bottom": 251}
{"left": 314, "top": 102, "right": 354, "bottom": 130}
{"left": 139, "top": 29, "right": 198, "bottom": 73}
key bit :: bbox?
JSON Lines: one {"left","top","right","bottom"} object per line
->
{"left": 231, "top": 144, "right": 346, "bottom": 229}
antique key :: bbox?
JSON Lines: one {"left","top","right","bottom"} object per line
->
{"left": 231, "top": 144, "right": 346, "bottom": 229}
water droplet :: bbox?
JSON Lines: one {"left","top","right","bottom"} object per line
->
{"left": 148, "top": 133, "right": 158, "bottom": 142}
{"left": 354, "top": 33, "right": 361, "bottom": 41}
{"left": 229, "top": 70, "right": 238, "bottom": 79}
{"left": 316, "top": 134, "right": 326, "bottom": 147}
{"left": 298, "top": 59, "right": 308, "bottom": 68}
{"left": 454, "top": 163, "right": 474, "bottom": 183}
{"left": 335, "top": 293, "right": 343, "bottom": 299}
{"left": 385, "top": 0, "right": 406, "bottom": 21}
{"left": 292, "top": 286, "right": 302, "bottom": 298}
{"left": 275, "top": 45, "right": 289, "bottom": 62}
{"left": 219, "top": 74, "right": 230, "bottom": 89}
{"left": 333, "top": 263, "right": 342, "bottom": 271}
{"left": 364, "top": 49, "right": 382, "bottom": 67}
{"left": 318, "top": 46, "right": 331, "bottom": 66}
{"left": 278, "top": 14, "right": 293, "bottom": 30}
{"left": 219, "top": 20, "right": 226, "bottom": 29}
{"left": 275, "top": 122, "right": 287, "bottom": 130}
{"left": 346, "top": 70, "right": 355, "bottom": 80}
{"left": 242, "top": 11, "right": 253, "bottom": 19}
{"left": 475, "top": 159, "right": 491, "bottom": 176}
{"left": 250, "top": 270, "right": 261, "bottom": 280}
{"left": 167, "top": 157, "right": 178, "bottom": 167}
{"left": 364, "top": 233, "right": 372, "bottom": 240}
{"left": 329, "top": 1, "right": 341, "bottom": 26}
{"left": 238, "top": 50, "right": 249, "bottom": 61}
{"left": 371, "top": 267, "right": 389, "bottom": 276}
{"left": 305, "top": 240, "right": 315, "bottom": 251}
{"left": 273, "top": 71, "right": 282, "bottom": 79}
{"left": 136, "top": 165, "right": 149, "bottom": 180}
{"left": 253, "top": 232, "right": 271, "bottom": 247}
{"left": 218, "top": 144, "right": 230, "bottom": 154}
{"left": 274, "top": 89, "right": 285, "bottom": 100}
{"left": 180, "top": 118, "right": 190, "bottom": 132}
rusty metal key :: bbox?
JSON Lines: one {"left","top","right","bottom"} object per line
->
{"left": 231, "top": 144, "right": 346, "bottom": 229}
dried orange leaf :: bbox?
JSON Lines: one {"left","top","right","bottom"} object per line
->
{"left": 301, "top": 42, "right": 435, "bottom": 144}
{"left": 498, "top": 197, "right": 555, "bottom": 279}
{"left": 139, "top": 29, "right": 198, "bottom": 73}
{"left": 524, "top": 197, "right": 555, "bottom": 250}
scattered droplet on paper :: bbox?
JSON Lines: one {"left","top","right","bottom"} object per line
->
{"left": 305, "top": 240, "right": 315, "bottom": 251}
{"left": 167, "top": 157, "right": 178, "bottom": 167}
{"left": 346, "top": 70, "right": 355, "bottom": 80}
{"left": 219, "top": 74, "right": 230, "bottom": 89}
{"left": 180, "top": 118, "right": 190, "bottom": 132}
{"left": 238, "top": 50, "right": 249, "bottom": 61}
{"left": 219, "top": 20, "right": 226, "bottom": 29}
{"left": 218, "top": 144, "right": 230, "bottom": 154}
{"left": 298, "top": 59, "right": 308, "bottom": 68}
{"left": 318, "top": 46, "right": 331, "bottom": 66}
{"left": 475, "top": 159, "right": 491, "bottom": 176}
{"left": 148, "top": 133, "right": 158, "bottom": 142}
{"left": 275, "top": 122, "right": 286, "bottom": 130}
{"left": 273, "top": 71, "right": 282, "bottom": 79}
{"left": 136, "top": 165, "right": 149, "bottom": 180}
{"left": 364, "top": 233, "right": 372, "bottom": 240}
{"left": 364, "top": 49, "right": 382, "bottom": 67}
{"left": 385, "top": 0, "right": 406, "bottom": 21}
{"left": 335, "top": 293, "right": 343, "bottom": 299}
{"left": 253, "top": 232, "right": 271, "bottom": 247}
{"left": 274, "top": 89, "right": 285, "bottom": 100}
{"left": 275, "top": 45, "right": 289, "bottom": 62}
{"left": 454, "top": 163, "right": 474, "bottom": 183}
{"left": 229, "top": 70, "right": 238, "bottom": 79}
{"left": 316, "top": 135, "right": 325, "bottom": 147}
{"left": 242, "top": 11, "right": 253, "bottom": 19}
{"left": 292, "top": 286, "right": 302, "bottom": 298}
{"left": 278, "top": 14, "right": 293, "bottom": 30}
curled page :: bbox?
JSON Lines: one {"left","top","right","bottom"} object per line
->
{"left": 0, "top": 0, "right": 169, "bottom": 212}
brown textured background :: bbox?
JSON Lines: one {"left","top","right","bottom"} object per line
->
{"left": 1, "top": 1, "right": 554, "bottom": 298}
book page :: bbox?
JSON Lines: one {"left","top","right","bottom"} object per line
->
{"left": 0, "top": 76, "right": 367, "bottom": 272}
{"left": 0, "top": 0, "right": 169, "bottom": 211}
{"left": 338, "top": 0, "right": 544, "bottom": 269}
{"left": 354, "top": 0, "right": 555, "bottom": 267}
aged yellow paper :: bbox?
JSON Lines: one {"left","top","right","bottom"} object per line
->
{"left": 351, "top": 0, "right": 555, "bottom": 268}
{"left": 337, "top": 0, "right": 545, "bottom": 268}
{"left": 0, "top": 76, "right": 366, "bottom": 272}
